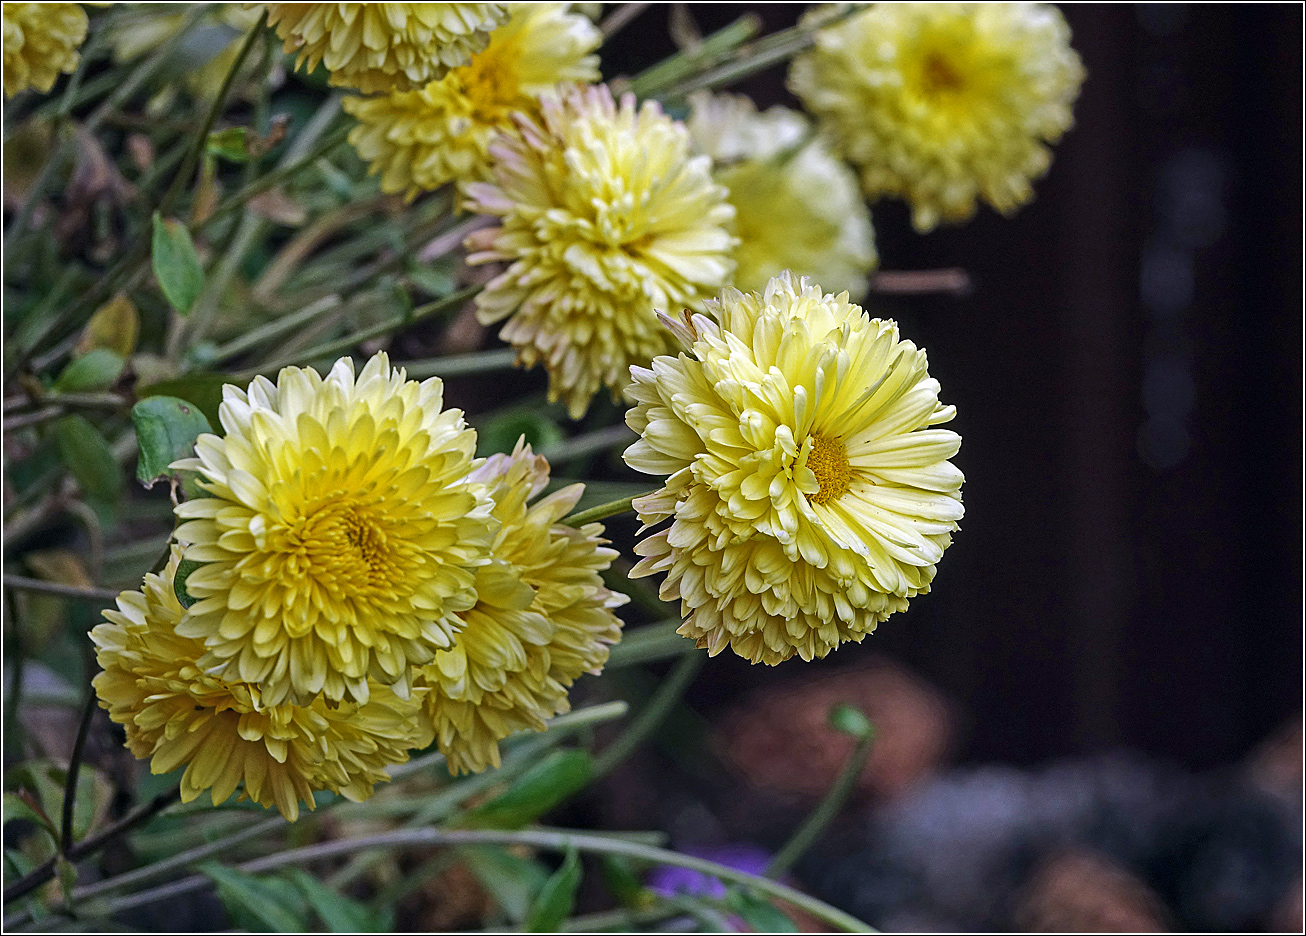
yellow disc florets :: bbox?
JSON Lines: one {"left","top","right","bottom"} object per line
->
{"left": 624, "top": 272, "right": 964, "bottom": 665}
{"left": 170, "top": 352, "right": 496, "bottom": 707}
{"left": 788, "top": 3, "right": 1085, "bottom": 232}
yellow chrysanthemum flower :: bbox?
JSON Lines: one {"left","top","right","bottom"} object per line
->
{"left": 344, "top": 2, "right": 600, "bottom": 200}
{"left": 418, "top": 441, "right": 626, "bottom": 774}
{"left": 464, "top": 84, "right": 736, "bottom": 420}
{"left": 788, "top": 3, "right": 1085, "bottom": 232}
{"left": 91, "top": 552, "right": 426, "bottom": 821}
{"left": 686, "top": 92, "right": 877, "bottom": 301}
{"left": 170, "top": 353, "right": 496, "bottom": 708}
{"left": 3, "top": 3, "right": 88, "bottom": 98}
{"left": 624, "top": 273, "right": 964, "bottom": 665}
{"left": 263, "top": 2, "right": 510, "bottom": 93}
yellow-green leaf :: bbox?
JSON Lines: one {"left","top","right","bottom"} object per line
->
{"left": 151, "top": 212, "right": 204, "bottom": 316}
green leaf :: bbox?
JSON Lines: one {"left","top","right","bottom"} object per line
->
{"left": 477, "top": 412, "right": 564, "bottom": 459}
{"left": 725, "top": 888, "right": 800, "bottom": 933}
{"left": 131, "top": 395, "right": 213, "bottom": 487}
{"left": 524, "top": 848, "right": 581, "bottom": 933}
{"left": 53, "top": 415, "right": 123, "bottom": 502}
{"left": 283, "top": 867, "right": 388, "bottom": 933}
{"left": 173, "top": 558, "right": 203, "bottom": 609}
{"left": 206, "top": 127, "right": 251, "bottom": 163}
{"left": 460, "top": 845, "right": 551, "bottom": 923}
{"left": 828, "top": 703, "right": 875, "bottom": 741}
{"left": 599, "top": 854, "right": 654, "bottom": 909}
{"left": 200, "top": 862, "right": 309, "bottom": 933}
{"left": 462, "top": 749, "right": 593, "bottom": 830}
{"left": 53, "top": 348, "right": 124, "bottom": 393}
{"left": 2, "top": 792, "right": 57, "bottom": 841}
{"left": 151, "top": 212, "right": 204, "bottom": 317}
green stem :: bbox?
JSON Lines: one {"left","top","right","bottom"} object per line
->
{"left": 537, "top": 424, "right": 635, "bottom": 465}
{"left": 242, "top": 285, "right": 483, "bottom": 376}
{"left": 157, "top": 10, "right": 268, "bottom": 220}
{"left": 96, "top": 827, "right": 875, "bottom": 932}
{"left": 1, "top": 576, "right": 120, "bottom": 603}
{"left": 562, "top": 494, "right": 648, "bottom": 528}
{"left": 766, "top": 723, "right": 876, "bottom": 878}
{"left": 627, "top": 14, "right": 762, "bottom": 98}
{"left": 592, "top": 653, "right": 703, "bottom": 779}
{"left": 399, "top": 348, "right": 519, "bottom": 380}
{"left": 59, "top": 692, "right": 98, "bottom": 854}
{"left": 210, "top": 296, "right": 342, "bottom": 364}
{"left": 605, "top": 619, "right": 693, "bottom": 670}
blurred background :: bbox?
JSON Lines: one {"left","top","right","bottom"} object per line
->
{"left": 548, "top": 3, "right": 1302, "bottom": 931}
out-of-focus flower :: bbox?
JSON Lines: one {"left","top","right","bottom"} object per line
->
{"left": 2, "top": 3, "right": 88, "bottom": 98}
{"left": 624, "top": 273, "right": 963, "bottom": 665}
{"left": 464, "top": 83, "right": 735, "bottom": 419}
{"left": 419, "top": 441, "right": 626, "bottom": 774}
{"left": 91, "top": 552, "right": 426, "bottom": 821}
{"left": 788, "top": 3, "right": 1085, "bottom": 232}
{"left": 171, "top": 353, "right": 495, "bottom": 707}
{"left": 345, "top": 2, "right": 600, "bottom": 199}
{"left": 263, "top": 2, "right": 510, "bottom": 93}
{"left": 648, "top": 844, "right": 773, "bottom": 899}
{"left": 687, "top": 92, "right": 877, "bottom": 301}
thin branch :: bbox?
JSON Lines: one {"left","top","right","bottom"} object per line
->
{"left": 1, "top": 576, "right": 120, "bottom": 603}
{"left": 562, "top": 493, "right": 648, "bottom": 528}
{"left": 592, "top": 652, "right": 703, "bottom": 779}
{"left": 599, "top": 2, "right": 652, "bottom": 39}
{"left": 60, "top": 692, "right": 99, "bottom": 854}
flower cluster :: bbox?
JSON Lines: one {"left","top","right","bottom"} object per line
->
{"left": 464, "top": 83, "right": 736, "bottom": 419}
{"left": 263, "top": 2, "right": 510, "bottom": 93}
{"left": 686, "top": 91, "right": 878, "bottom": 301}
{"left": 624, "top": 273, "right": 964, "bottom": 665}
{"left": 789, "top": 2, "right": 1085, "bottom": 232}
{"left": 345, "top": 2, "right": 601, "bottom": 199}
{"left": 94, "top": 354, "right": 625, "bottom": 820}
{"left": 2, "top": 2, "right": 88, "bottom": 98}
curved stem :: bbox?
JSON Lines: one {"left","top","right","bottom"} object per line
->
{"left": 562, "top": 493, "right": 649, "bottom": 528}
{"left": 1, "top": 576, "right": 120, "bottom": 603}
{"left": 59, "top": 692, "right": 98, "bottom": 854}
{"left": 766, "top": 725, "right": 876, "bottom": 878}
{"left": 593, "top": 652, "right": 703, "bottom": 779}
{"left": 94, "top": 827, "right": 875, "bottom": 932}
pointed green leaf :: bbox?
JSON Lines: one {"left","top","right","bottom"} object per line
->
{"left": 461, "top": 749, "right": 593, "bottom": 830}
{"left": 524, "top": 847, "right": 581, "bottom": 933}
{"left": 725, "top": 888, "right": 800, "bottom": 932}
{"left": 53, "top": 415, "right": 122, "bottom": 501}
{"left": 206, "top": 127, "right": 251, "bottom": 163}
{"left": 53, "top": 349, "right": 125, "bottom": 393}
{"left": 173, "top": 558, "right": 203, "bottom": 609}
{"left": 200, "top": 862, "right": 309, "bottom": 933}
{"left": 284, "top": 867, "right": 387, "bottom": 932}
{"left": 460, "top": 846, "right": 551, "bottom": 923}
{"left": 131, "top": 395, "right": 212, "bottom": 487}
{"left": 151, "top": 212, "right": 204, "bottom": 316}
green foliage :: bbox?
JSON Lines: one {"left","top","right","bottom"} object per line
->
{"left": 151, "top": 213, "right": 205, "bottom": 317}
{"left": 53, "top": 414, "right": 123, "bottom": 502}
{"left": 53, "top": 349, "right": 125, "bottom": 393}
{"left": 725, "top": 887, "right": 800, "bottom": 932}
{"left": 461, "top": 749, "right": 593, "bottom": 830}
{"left": 131, "top": 395, "right": 213, "bottom": 487}
{"left": 200, "top": 862, "right": 310, "bottom": 932}
{"left": 524, "top": 848, "right": 582, "bottom": 932}
{"left": 461, "top": 846, "right": 552, "bottom": 923}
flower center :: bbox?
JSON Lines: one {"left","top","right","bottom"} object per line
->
{"left": 293, "top": 498, "right": 393, "bottom": 589}
{"left": 807, "top": 434, "right": 851, "bottom": 505}
{"left": 920, "top": 50, "right": 965, "bottom": 95}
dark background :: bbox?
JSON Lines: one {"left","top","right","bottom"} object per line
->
{"left": 600, "top": 3, "right": 1303, "bottom": 772}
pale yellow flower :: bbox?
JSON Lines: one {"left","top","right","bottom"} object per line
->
{"left": 419, "top": 441, "right": 626, "bottom": 774}
{"left": 91, "top": 552, "right": 426, "bottom": 821}
{"left": 624, "top": 273, "right": 963, "bottom": 665}
{"left": 686, "top": 92, "right": 877, "bottom": 301}
{"left": 345, "top": 2, "right": 600, "bottom": 199}
{"left": 171, "top": 353, "right": 495, "bottom": 708}
{"left": 263, "top": 2, "right": 510, "bottom": 93}
{"left": 3, "top": 3, "right": 88, "bottom": 98}
{"left": 788, "top": 3, "right": 1084, "bottom": 232}
{"left": 464, "top": 83, "right": 736, "bottom": 420}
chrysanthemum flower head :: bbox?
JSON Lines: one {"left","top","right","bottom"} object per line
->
{"left": 171, "top": 352, "right": 496, "bottom": 707}
{"left": 624, "top": 273, "right": 963, "bottom": 665}
{"left": 464, "top": 83, "right": 736, "bottom": 420}
{"left": 263, "top": 2, "right": 510, "bottom": 93}
{"left": 345, "top": 2, "right": 600, "bottom": 200}
{"left": 92, "top": 551, "right": 426, "bottom": 821}
{"left": 418, "top": 440, "right": 626, "bottom": 774}
{"left": 788, "top": 3, "right": 1085, "bottom": 232}
{"left": 3, "top": 3, "right": 88, "bottom": 98}
{"left": 687, "top": 92, "right": 877, "bottom": 301}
